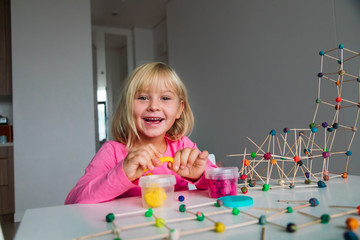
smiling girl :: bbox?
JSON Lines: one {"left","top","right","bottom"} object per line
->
{"left": 65, "top": 62, "right": 217, "bottom": 204}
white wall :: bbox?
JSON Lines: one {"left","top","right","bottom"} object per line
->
{"left": 153, "top": 19, "right": 169, "bottom": 63}
{"left": 133, "top": 27, "right": 154, "bottom": 67}
{"left": 11, "top": 0, "right": 96, "bottom": 220}
{"left": 167, "top": 0, "right": 360, "bottom": 175}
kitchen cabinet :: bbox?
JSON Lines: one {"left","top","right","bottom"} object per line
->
{"left": 0, "top": 145, "right": 14, "bottom": 222}
{"left": 0, "top": 0, "right": 12, "bottom": 96}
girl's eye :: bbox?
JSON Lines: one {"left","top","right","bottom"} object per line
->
{"left": 137, "top": 96, "right": 148, "bottom": 100}
{"left": 162, "top": 96, "right": 171, "bottom": 100}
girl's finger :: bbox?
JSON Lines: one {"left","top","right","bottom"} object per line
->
{"left": 138, "top": 156, "right": 153, "bottom": 171}
{"left": 199, "top": 150, "right": 209, "bottom": 160}
{"left": 172, "top": 150, "right": 182, "bottom": 171}
{"left": 187, "top": 148, "right": 201, "bottom": 168}
{"left": 143, "top": 145, "right": 161, "bottom": 167}
{"left": 179, "top": 148, "right": 192, "bottom": 170}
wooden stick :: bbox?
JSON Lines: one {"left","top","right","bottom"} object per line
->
{"left": 114, "top": 209, "right": 146, "bottom": 217}
{"left": 247, "top": 136, "right": 267, "bottom": 154}
{"left": 261, "top": 226, "right": 266, "bottom": 240}
{"left": 292, "top": 204, "right": 311, "bottom": 211}
{"left": 297, "top": 211, "right": 319, "bottom": 219}
{"left": 121, "top": 221, "right": 154, "bottom": 230}
{"left": 226, "top": 219, "right": 259, "bottom": 230}
{"left": 330, "top": 209, "right": 359, "bottom": 218}
{"left": 324, "top": 47, "right": 338, "bottom": 53}
{"left": 277, "top": 200, "right": 308, "bottom": 203}
{"left": 267, "top": 209, "right": 288, "bottom": 220}
{"left": 329, "top": 205, "right": 357, "bottom": 209}
{"left": 297, "top": 219, "right": 321, "bottom": 229}
{"left": 343, "top": 47, "right": 360, "bottom": 55}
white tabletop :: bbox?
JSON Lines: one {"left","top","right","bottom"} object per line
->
{"left": 15, "top": 175, "right": 360, "bottom": 240}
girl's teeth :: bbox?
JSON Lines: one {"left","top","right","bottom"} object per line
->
{"left": 145, "top": 118, "right": 162, "bottom": 121}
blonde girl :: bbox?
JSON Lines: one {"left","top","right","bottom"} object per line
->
{"left": 65, "top": 62, "right": 217, "bottom": 204}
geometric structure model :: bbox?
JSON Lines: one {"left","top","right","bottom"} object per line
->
{"left": 228, "top": 45, "right": 360, "bottom": 192}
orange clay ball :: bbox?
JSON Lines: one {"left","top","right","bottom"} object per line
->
{"left": 346, "top": 217, "right": 359, "bottom": 230}
{"left": 294, "top": 156, "right": 300, "bottom": 162}
{"left": 243, "top": 159, "right": 250, "bottom": 166}
{"left": 336, "top": 81, "right": 340, "bottom": 86}
{"left": 342, "top": 172, "right": 348, "bottom": 178}
{"left": 336, "top": 97, "right": 342, "bottom": 103}
{"left": 270, "top": 159, "right": 277, "bottom": 165}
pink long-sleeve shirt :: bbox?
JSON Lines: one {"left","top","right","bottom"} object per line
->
{"left": 65, "top": 136, "right": 217, "bottom": 204}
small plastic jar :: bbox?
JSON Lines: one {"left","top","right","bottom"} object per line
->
{"left": 205, "top": 167, "right": 239, "bottom": 198}
{"left": 139, "top": 175, "right": 176, "bottom": 208}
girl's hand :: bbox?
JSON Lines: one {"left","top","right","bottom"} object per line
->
{"left": 123, "top": 144, "right": 163, "bottom": 181}
{"left": 168, "top": 148, "right": 209, "bottom": 180}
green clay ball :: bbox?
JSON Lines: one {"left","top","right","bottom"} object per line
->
{"left": 262, "top": 184, "right": 270, "bottom": 191}
{"left": 286, "top": 206, "right": 293, "bottom": 213}
{"left": 259, "top": 215, "right": 266, "bottom": 225}
{"left": 145, "top": 209, "right": 153, "bottom": 217}
{"left": 251, "top": 152, "right": 257, "bottom": 158}
{"left": 105, "top": 213, "right": 115, "bottom": 223}
{"left": 179, "top": 204, "right": 186, "bottom": 212}
{"left": 232, "top": 208, "right": 240, "bottom": 215}
{"left": 320, "top": 214, "right": 331, "bottom": 223}
{"left": 196, "top": 212, "right": 205, "bottom": 221}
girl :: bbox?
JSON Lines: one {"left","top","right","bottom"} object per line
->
{"left": 65, "top": 62, "right": 217, "bottom": 204}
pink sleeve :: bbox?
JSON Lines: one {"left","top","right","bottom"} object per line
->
{"left": 178, "top": 136, "right": 217, "bottom": 190}
{"left": 64, "top": 142, "right": 137, "bottom": 204}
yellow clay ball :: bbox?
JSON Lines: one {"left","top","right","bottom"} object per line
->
{"left": 155, "top": 218, "right": 165, "bottom": 227}
{"left": 214, "top": 222, "right": 226, "bottom": 233}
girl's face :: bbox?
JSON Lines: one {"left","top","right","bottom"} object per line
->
{"left": 133, "top": 82, "right": 184, "bottom": 143}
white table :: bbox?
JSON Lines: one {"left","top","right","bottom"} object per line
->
{"left": 15, "top": 175, "right": 360, "bottom": 240}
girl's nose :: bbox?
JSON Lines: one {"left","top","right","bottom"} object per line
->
{"left": 148, "top": 99, "right": 160, "bottom": 111}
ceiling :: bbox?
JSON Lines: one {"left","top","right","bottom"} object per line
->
{"left": 91, "top": 0, "right": 168, "bottom": 29}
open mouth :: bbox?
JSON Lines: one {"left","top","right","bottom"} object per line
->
{"left": 144, "top": 117, "right": 164, "bottom": 123}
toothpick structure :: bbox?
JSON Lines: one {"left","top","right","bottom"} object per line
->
{"left": 229, "top": 45, "right": 360, "bottom": 192}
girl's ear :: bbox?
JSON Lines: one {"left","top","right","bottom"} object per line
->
{"left": 176, "top": 100, "right": 185, "bottom": 119}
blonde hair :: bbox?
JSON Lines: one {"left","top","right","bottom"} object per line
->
{"left": 111, "top": 62, "right": 194, "bottom": 148}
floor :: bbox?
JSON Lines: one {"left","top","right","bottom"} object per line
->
{"left": 1, "top": 222, "right": 19, "bottom": 240}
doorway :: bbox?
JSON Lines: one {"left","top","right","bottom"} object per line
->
{"left": 92, "top": 26, "right": 134, "bottom": 150}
